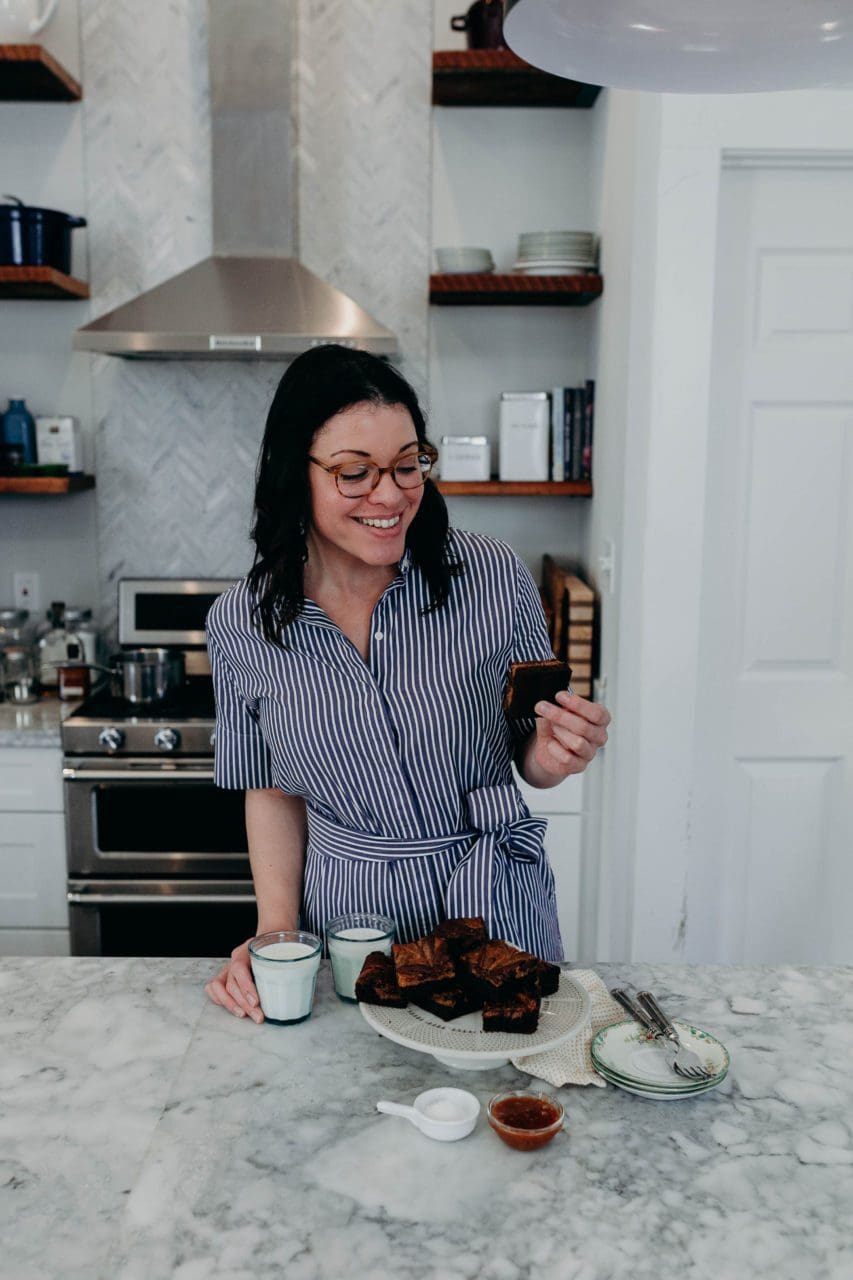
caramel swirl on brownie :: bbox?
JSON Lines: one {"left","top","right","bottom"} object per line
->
{"left": 459, "top": 938, "right": 541, "bottom": 997}
{"left": 391, "top": 935, "right": 456, "bottom": 994}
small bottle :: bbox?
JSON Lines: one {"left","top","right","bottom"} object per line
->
{"left": 38, "top": 601, "right": 80, "bottom": 690}
{"left": 1, "top": 398, "right": 37, "bottom": 468}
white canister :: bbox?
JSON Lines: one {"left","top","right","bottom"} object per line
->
{"left": 439, "top": 435, "right": 491, "bottom": 482}
{"left": 499, "top": 392, "right": 550, "bottom": 481}
{"left": 35, "top": 417, "right": 84, "bottom": 472}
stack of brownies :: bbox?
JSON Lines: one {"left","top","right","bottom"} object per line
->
{"left": 354, "top": 916, "right": 560, "bottom": 1035}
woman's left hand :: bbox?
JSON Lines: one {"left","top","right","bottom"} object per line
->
{"left": 530, "top": 690, "right": 611, "bottom": 780}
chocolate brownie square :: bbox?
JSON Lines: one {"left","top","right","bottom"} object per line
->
{"left": 392, "top": 935, "right": 456, "bottom": 997}
{"left": 354, "top": 951, "right": 406, "bottom": 1008}
{"left": 536, "top": 960, "right": 561, "bottom": 998}
{"left": 412, "top": 984, "right": 482, "bottom": 1023}
{"left": 459, "top": 939, "right": 541, "bottom": 998}
{"left": 432, "top": 916, "right": 488, "bottom": 959}
{"left": 503, "top": 659, "right": 572, "bottom": 720}
{"left": 482, "top": 989, "right": 541, "bottom": 1035}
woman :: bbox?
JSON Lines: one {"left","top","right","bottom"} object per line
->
{"left": 205, "top": 344, "right": 610, "bottom": 1022}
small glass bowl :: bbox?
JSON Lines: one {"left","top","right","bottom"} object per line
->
{"left": 487, "top": 1090, "right": 565, "bottom": 1151}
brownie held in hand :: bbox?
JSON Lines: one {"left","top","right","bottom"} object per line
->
{"left": 503, "top": 659, "right": 572, "bottom": 720}
{"left": 354, "top": 951, "right": 406, "bottom": 1008}
{"left": 392, "top": 935, "right": 456, "bottom": 997}
{"left": 459, "top": 938, "right": 541, "bottom": 998}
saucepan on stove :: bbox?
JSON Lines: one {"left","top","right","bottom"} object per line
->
{"left": 0, "top": 195, "right": 87, "bottom": 274}
{"left": 85, "top": 648, "right": 186, "bottom": 705}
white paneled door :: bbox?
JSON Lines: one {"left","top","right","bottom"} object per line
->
{"left": 689, "top": 160, "right": 853, "bottom": 964}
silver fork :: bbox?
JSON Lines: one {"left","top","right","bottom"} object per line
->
{"left": 636, "top": 991, "right": 713, "bottom": 1081}
{"left": 609, "top": 988, "right": 702, "bottom": 1082}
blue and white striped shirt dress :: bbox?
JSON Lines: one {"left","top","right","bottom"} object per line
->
{"left": 206, "top": 529, "right": 565, "bottom": 960}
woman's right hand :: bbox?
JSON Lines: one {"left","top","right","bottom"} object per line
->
{"left": 205, "top": 939, "right": 264, "bottom": 1023}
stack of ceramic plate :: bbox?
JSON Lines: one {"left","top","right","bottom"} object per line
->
{"left": 591, "top": 1019, "right": 730, "bottom": 1099}
{"left": 435, "top": 246, "right": 495, "bottom": 274}
{"left": 513, "top": 230, "right": 598, "bottom": 275}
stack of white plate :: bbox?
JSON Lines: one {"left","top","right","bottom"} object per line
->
{"left": 513, "top": 230, "right": 598, "bottom": 275}
{"left": 591, "top": 1019, "right": 730, "bottom": 1099}
{"left": 435, "top": 246, "right": 495, "bottom": 274}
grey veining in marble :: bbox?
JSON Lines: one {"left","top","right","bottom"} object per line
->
{"left": 2, "top": 960, "right": 852, "bottom": 1279}
{"left": 0, "top": 695, "right": 73, "bottom": 747}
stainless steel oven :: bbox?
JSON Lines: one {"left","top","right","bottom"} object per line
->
{"left": 61, "top": 578, "right": 259, "bottom": 957}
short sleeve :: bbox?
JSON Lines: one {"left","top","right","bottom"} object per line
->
{"left": 207, "top": 628, "right": 274, "bottom": 790}
{"left": 506, "top": 555, "right": 557, "bottom": 751}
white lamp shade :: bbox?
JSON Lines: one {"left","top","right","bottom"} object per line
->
{"left": 503, "top": 0, "right": 853, "bottom": 93}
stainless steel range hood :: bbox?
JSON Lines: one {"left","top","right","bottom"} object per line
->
{"left": 73, "top": 255, "right": 399, "bottom": 360}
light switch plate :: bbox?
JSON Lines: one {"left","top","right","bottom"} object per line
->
{"left": 13, "top": 572, "right": 40, "bottom": 611}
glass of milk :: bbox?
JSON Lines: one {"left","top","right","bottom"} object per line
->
{"left": 325, "top": 913, "right": 396, "bottom": 1003}
{"left": 248, "top": 931, "right": 323, "bottom": 1025}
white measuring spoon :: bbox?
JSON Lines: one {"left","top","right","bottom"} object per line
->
{"left": 376, "top": 1087, "right": 480, "bottom": 1141}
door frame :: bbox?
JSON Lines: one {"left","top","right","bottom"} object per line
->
{"left": 608, "top": 91, "right": 853, "bottom": 961}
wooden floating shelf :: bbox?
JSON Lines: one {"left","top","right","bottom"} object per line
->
{"left": 433, "top": 49, "right": 600, "bottom": 108}
{"left": 437, "top": 480, "right": 592, "bottom": 496}
{"left": 0, "top": 473, "right": 95, "bottom": 494}
{"left": 0, "top": 265, "right": 90, "bottom": 299}
{"left": 0, "top": 43, "right": 81, "bottom": 101}
{"left": 430, "top": 272, "right": 602, "bottom": 306}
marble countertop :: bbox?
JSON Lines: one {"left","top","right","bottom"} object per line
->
{"left": 2, "top": 959, "right": 851, "bottom": 1280}
{"left": 0, "top": 694, "right": 74, "bottom": 747}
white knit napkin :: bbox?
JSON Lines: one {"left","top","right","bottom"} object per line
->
{"left": 511, "top": 968, "right": 623, "bottom": 1088}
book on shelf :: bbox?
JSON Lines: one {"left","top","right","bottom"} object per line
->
{"left": 550, "top": 386, "right": 565, "bottom": 483}
{"left": 544, "top": 380, "right": 595, "bottom": 482}
{"left": 582, "top": 378, "right": 595, "bottom": 482}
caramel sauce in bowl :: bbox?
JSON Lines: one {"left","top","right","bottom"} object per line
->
{"left": 487, "top": 1090, "right": 564, "bottom": 1151}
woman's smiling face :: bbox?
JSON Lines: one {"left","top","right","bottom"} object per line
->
{"left": 306, "top": 401, "right": 426, "bottom": 570}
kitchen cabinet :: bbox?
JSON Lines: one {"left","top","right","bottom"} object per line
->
{"left": 0, "top": 748, "right": 69, "bottom": 953}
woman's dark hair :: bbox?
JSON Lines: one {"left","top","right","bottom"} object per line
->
{"left": 247, "top": 343, "right": 464, "bottom": 643}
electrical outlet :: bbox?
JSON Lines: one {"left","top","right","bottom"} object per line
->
{"left": 13, "top": 572, "right": 40, "bottom": 612}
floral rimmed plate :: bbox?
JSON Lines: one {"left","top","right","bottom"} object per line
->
{"left": 359, "top": 971, "right": 590, "bottom": 1071}
{"left": 591, "top": 1019, "right": 730, "bottom": 1095}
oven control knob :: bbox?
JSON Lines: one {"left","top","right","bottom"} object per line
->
{"left": 155, "top": 728, "right": 180, "bottom": 752}
{"left": 98, "top": 727, "right": 125, "bottom": 752}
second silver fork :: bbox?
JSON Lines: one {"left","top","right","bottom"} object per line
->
{"left": 636, "top": 991, "right": 713, "bottom": 1081}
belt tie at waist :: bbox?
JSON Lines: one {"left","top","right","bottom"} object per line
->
{"left": 306, "top": 785, "right": 546, "bottom": 935}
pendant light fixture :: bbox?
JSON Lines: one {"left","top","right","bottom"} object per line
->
{"left": 503, "top": 0, "right": 853, "bottom": 94}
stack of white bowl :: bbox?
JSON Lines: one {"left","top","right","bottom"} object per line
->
{"left": 513, "top": 231, "right": 598, "bottom": 275}
{"left": 435, "top": 247, "right": 495, "bottom": 274}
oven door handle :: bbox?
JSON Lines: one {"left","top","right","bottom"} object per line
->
{"left": 63, "top": 767, "right": 216, "bottom": 782}
{"left": 68, "top": 891, "right": 256, "bottom": 905}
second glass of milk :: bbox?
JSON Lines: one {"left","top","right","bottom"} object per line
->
{"left": 248, "top": 931, "right": 322, "bottom": 1024}
{"left": 326, "top": 913, "right": 396, "bottom": 1002}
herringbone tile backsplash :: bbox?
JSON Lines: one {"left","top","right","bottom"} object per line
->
{"left": 79, "top": 0, "right": 432, "bottom": 638}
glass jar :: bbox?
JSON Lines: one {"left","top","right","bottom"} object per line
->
{"left": 0, "top": 607, "right": 31, "bottom": 649}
